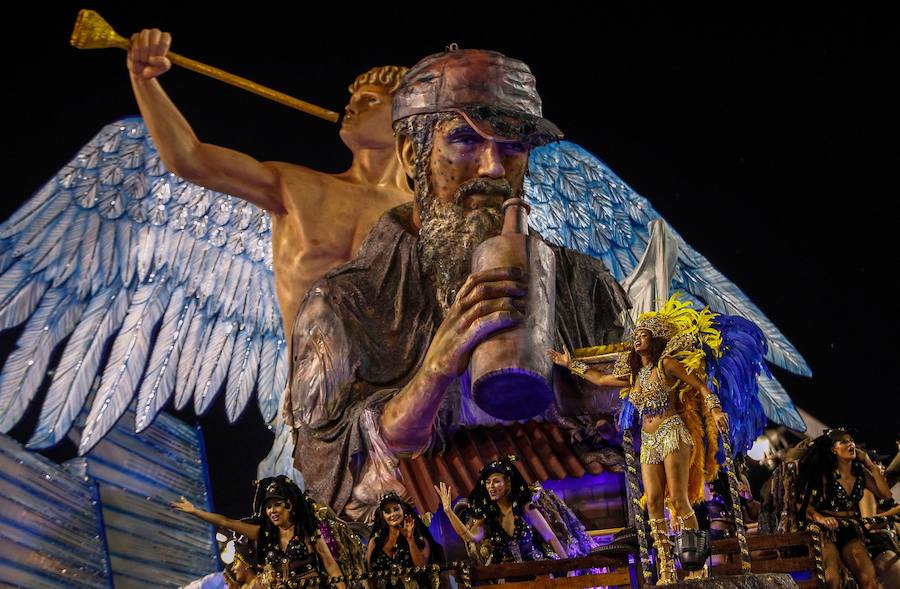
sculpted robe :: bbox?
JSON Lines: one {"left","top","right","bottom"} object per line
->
{"left": 284, "top": 203, "right": 630, "bottom": 520}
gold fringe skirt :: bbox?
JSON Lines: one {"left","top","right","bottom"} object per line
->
{"left": 640, "top": 414, "right": 693, "bottom": 464}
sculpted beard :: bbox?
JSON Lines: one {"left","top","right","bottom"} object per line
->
{"left": 419, "top": 178, "right": 512, "bottom": 313}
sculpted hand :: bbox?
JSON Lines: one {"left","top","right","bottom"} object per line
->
{"left": 380, "top": 267, "right": 527, "bottom": 453}
{"left": 128, "top": 28, "right": 172, "bottom": 79}
{"left": 424, "top": 266, "right": 526, "bottom": 379}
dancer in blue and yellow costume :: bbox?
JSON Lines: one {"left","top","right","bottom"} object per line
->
{"left": 549, "top": 295, "right": 770, "bottom": 584}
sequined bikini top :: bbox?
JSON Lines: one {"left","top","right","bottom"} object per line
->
{"left": 630, "top": 364, "right": 673, "bottom": 417}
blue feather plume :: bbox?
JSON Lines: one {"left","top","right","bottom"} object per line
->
{"left": 706, "top": 315, "right": 771, "bottom": 454}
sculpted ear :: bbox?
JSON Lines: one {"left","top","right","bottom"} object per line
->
{"left": 396, "top": 135, "right": 416, "bottom": 181}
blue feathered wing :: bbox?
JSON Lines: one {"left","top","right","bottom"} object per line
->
{"left": 528, "top": 141, "right": 807, "bottom": 433}
{"left": 0, "top": 118, "right": 287, "bottom": 454}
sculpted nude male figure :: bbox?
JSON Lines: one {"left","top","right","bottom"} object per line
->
{"left": 127, "top": 28, "right": 411, "bottom": 339}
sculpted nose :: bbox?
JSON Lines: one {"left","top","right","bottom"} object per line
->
{"left": 476, "top": 141, "right": 506, "bottom": 179}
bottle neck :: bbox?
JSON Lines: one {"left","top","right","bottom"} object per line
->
{"left": 501, "top": 198, "right": 530, "bottom": 235}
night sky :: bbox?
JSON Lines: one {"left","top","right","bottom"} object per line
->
{"left": 3, "top": 4, "right": 896, "bottom": 518}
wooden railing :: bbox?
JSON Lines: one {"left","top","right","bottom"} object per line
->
{"left": 707, "top": 532, "right": 819, "bottom": 588}
{"left": 281, "top": 529, "right": 846, "bottom": 588}
{"left": 467, "top": 552, "right": 635, "bottom": 588}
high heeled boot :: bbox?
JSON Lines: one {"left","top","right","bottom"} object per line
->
{"left": 649, "top": 517, "right": 677, "bottom": 585}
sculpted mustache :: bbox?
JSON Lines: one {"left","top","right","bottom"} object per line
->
{"left": 453, "top": 179, "right": 512, "bottom": 204}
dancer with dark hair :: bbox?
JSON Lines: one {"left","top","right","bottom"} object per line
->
{"left": 367, "top": 493, "right": 443, "bottom": 589}
{"left": 435, "top": 456, "right": 568, "bottom": 565}
{"left": 549, "top": 298, "right": 730, "bottom": 583}
{"left": 172, "top": 476, "right": 346, "bottom": 588}
{"left": 860, "top": 453, "right": 900, "bottom": 589}
{"left": 225, "top": 536, "right": 262, "bottom": 589}
{"left": 797, "top": 429, "right": 893, "bottom": 589}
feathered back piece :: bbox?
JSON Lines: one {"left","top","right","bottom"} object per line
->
{"left": 610, "top": 294, "right": 771, "bottom": 504}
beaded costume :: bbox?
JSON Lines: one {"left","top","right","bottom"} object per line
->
{"left": 369, "top": 536, "right": 419, "bottom": 589}
{"left": 640, "top": 414, "right": 694, "bottom": 464}
{"left": 811, "top": 467, "right": 867, "bottom": 550}
{"left": 249, "top": 476, "right": 342, "bottom": 588}
{"left": 627, "top": 362, "right": 695, "bottom": 465}
{"left": 484, "top": 515, "right": 546, "bottom": 564}
{"left": 368, "top": 493, "right": 443, "bottom": 589}
{"left": 572, "top": 295, "right": 775, "bottom": 584}
{"left": 599, "top": 296, "right": 730, "bottom": 505}
{"left": 631, "top": 364, "right": 674, "bottom": 418}
{"left": 465, "top": 457, "right": 564, "bottom": 570}
{"left": 263, "top": 532, "right": 322, "bottom": 584}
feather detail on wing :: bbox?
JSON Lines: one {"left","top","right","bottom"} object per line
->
{"left": 0, "top": 118, "right": 286, "bottom": 452}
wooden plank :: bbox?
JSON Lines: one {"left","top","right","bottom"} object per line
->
{"left": 471, "top": 553, "right": 632, "bottom": 581}
{"left": 710, "top": 556, "right": 816, "bottom": 576}
{"left": 711, "top": 532, "right": 812, "bottom": 554}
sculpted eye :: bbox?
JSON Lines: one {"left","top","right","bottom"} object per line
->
{"left": 501, "top": 142, "right": 527, "bottom": 154}
{"left": 448, "top": 128, "right": 483, "bottom": 146}
{"left": 453, "top": 135, "right": 478, "bottom": 145}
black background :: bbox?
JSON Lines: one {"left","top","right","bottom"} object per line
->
{"left": 3, "top": 3, "right": 897, "bottom": 517}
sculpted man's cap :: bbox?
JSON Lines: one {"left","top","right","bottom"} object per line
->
{"left": 392, "top": 47, "right": 563, "bottom": 145}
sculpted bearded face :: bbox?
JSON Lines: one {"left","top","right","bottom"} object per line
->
{"left": 400, "top": 113, "right": 531, "bottom": 311}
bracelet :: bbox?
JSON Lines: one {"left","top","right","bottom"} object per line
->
{"left": 569, "top": 359, "right": 589, "bottom": 377}
{"left": 704, "top": 394, "right": 721, "bottom": 410}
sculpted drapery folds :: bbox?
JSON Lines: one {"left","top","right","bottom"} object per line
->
{"left": 285, "top": 47, "right": 630, "bottom": 521}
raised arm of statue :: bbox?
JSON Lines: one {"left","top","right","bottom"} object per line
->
{"left": 128, "top": 28, "right": 286, "bottom": 214}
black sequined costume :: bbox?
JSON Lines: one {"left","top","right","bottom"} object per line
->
{"left": 263, "top": 532, "right": 323, "bottom": 585}
{"left": 811, "top": 471, "right": 866, "bottom": 550}
{"left": 369, "top": 536, "right": 426, "bottom": 589}
{"left": 485, "top": 515, "right": 545, "bottom": 564}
